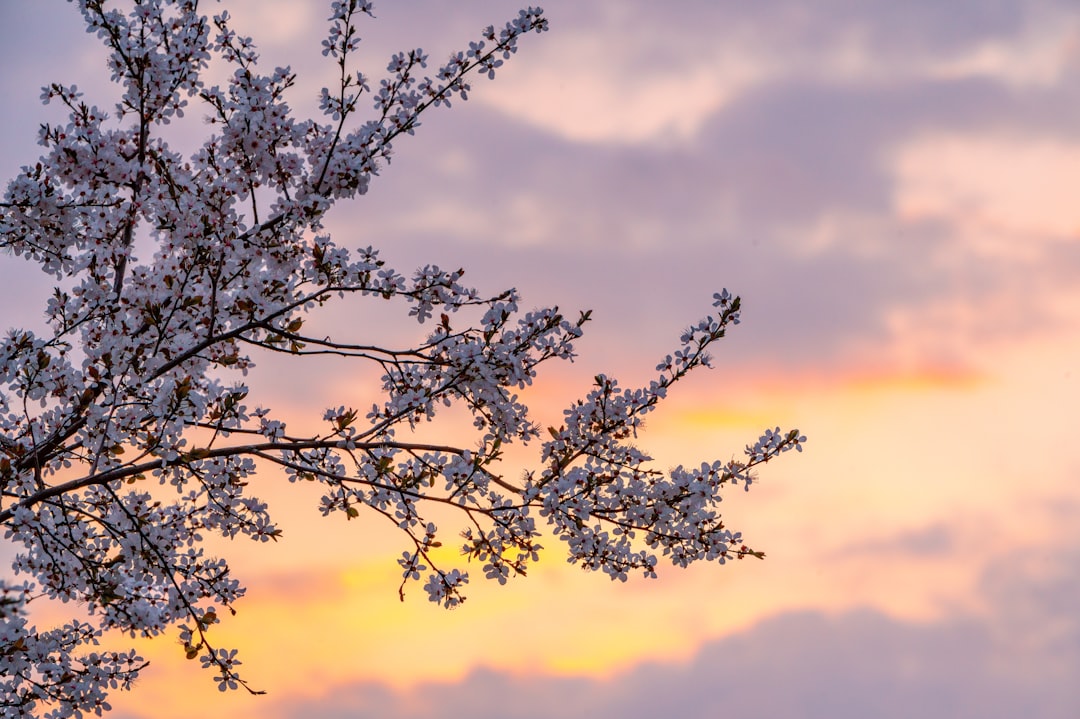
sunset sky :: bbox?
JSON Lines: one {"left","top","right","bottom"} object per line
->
{"left": 2, "top": 1, "right": 1080, "bottom": 717}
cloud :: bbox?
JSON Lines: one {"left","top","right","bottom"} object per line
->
{"left": 892, "top": 134, "right": 1080, "bottom": 240}
{"left": 332, "top": 12, "right": 1080, "bottom": 374}
{"left": 468, "top": 0, "right": 1080, "bottom": 145}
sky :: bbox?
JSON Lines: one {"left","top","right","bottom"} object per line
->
{"left": 2, "top": 1, "right": 1080, "bottom": 717}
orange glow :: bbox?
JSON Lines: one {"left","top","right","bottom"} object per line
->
{"left": 105, "top": 337, "right": 1080, "bottom": 719}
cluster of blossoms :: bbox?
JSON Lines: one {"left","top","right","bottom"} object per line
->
{"left": 0, "top": 1, "right": 803, "bottom": 716}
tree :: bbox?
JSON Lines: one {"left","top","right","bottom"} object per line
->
{"left": 0, "top": 1, "right": 805, "bottom": 715}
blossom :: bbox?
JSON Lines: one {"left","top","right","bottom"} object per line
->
{"left": 0, "top": 0, "right": 799, "bottom": 714}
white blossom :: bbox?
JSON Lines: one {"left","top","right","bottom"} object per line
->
{"left": 0, "top": 1, "right": 801, "bottom": 715}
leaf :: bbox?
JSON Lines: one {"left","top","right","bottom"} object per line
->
{"left": 335, "top": 408, "right": 358, "bottom": 430}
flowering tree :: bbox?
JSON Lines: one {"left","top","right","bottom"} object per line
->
{"left": 0, "top": 0, "right": 805, "bottom": 715}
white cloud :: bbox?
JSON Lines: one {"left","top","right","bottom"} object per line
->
{"left": 927, "top": 12, "right": 1080, "bottom": 87}
{"left": 891, "top": 134, "right": 1080, "bottom": 243}
{"left": 478, "top": 32, "right": 768, "bottom": 146}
